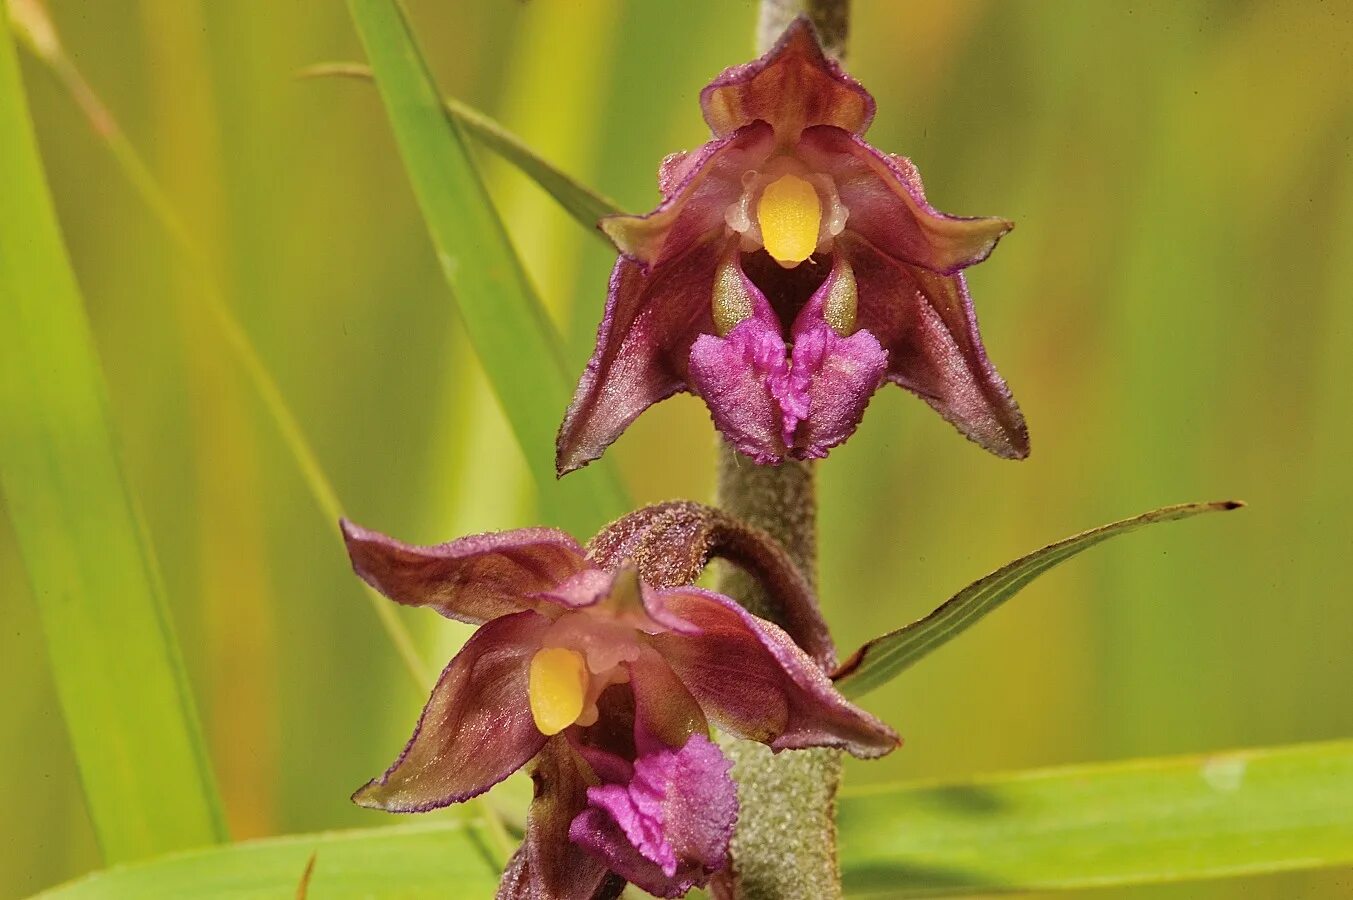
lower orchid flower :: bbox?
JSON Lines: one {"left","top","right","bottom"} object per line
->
{"left": 342, "top": 502, "right": 897, "bottom": 899}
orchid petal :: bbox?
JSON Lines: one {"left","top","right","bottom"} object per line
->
{"left": 798, "top": 125, "right": 1012, "bottom": 275}
{"left": 498, "top": 738, "right": 617, "bottom": 900}
{"left": 700, "top": 17, "right": 874, "bottom": 141}
{"left": 353, "top": 611, "right": 549, "bottom": 812}
{"left": 557, "top": 237, "right": 727, "bottom": 475}
{"left": 601, "top": 122, "right": 774, "bottom": 267}
{"left": 629, "top": 647, "right": 708, "bottom": 751}
{"left": 570, "top": 734, "right": 737, "bottom": 898}
{"left": 651, "top": 589, "right": 899, "bottom": 758}
{"left": 341, "top": 519, "right": 589, "bottom": 624}
{"left": 843, "top": 232, "right": 1030, "bottom": 459}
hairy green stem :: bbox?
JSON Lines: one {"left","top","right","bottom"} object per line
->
{"left": 715, "top": 7, "right": 850, "bottom": 899}
{"left": 716, "top": 450, "right": 841, "bottom": 900}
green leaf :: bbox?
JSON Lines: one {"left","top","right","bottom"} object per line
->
{"left": 834, "top": 501, "right": 1243, "bottom": 699}
{"left": 0, "top": 21, "right": 225, "bottom": 862}
{"left": 8, "top": 0, "right": 437, "bottom": 697}
{"left": 36, "top": 740, "right": 1353, "bottom": 897}
{"left": 837, "top": 739, "right": 1353, "bottom": 895}
{"left": 34, "top": 821, "right": 499, "bottom": 899}
{"left": 345, "top": 0, "right": 630, "bottom": 536}
{"left": 299, "top": 62, "right": 624, "bottom": 234}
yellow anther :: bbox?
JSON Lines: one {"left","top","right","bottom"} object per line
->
{"left": 528, "top": 647, "right": 588, "bottom": 736}
{"left": 757, "top": 174, "right": 821, "bottom": 268}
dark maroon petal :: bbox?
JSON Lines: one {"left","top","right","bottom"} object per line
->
{"left": 557, "top": 236, "right": 728, "bottom": 476}
{"left": 498, "top": 738, "right": 617, "bottom": 900}
{"left": 687, "top": 300, "right": 793, "bottom": 465}
{"left": 570, "top": 734, "right": 737, "bottom": 898}
{"left": 700, "top": 17, "right": 875, "bottom": 141}
{"left": 353, "top": 611, "right": 549, "bottom": 812}
{"left": 797, "top": 125, "right": 1013, "bottom": 275}
{"left": 341, "top": 520, "right": 590, "bottom": 625}
{"left": 601, "top": 122, "right": 774, "bottom": 267}
{"left": 843, "top": 232, "right": 1029, "bottom": 459}
{"left": 651, "top": 589, "right": 899, "bottom": 759}
{"left": 629, "top": 647, "right": 709, "bottom": 751}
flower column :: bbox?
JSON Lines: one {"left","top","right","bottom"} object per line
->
{"left": 716, "top": 5, "right": 848, "bottom": 899}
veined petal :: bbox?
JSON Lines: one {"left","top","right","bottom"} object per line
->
{"left": 570, "top": 734, "right": 737, "bottom": 898}
{"left": 687, "top": 296, "right": 793, "bottom": 465}
{"left": 498, "top": 738, "right": 617, "bottom": 900}
{"left": 341, "top": 519, "right": 589, "bottom": 624}
{"left": 650, "top": 589, "right": 899, "bottom": 759}
{"left": 557, "top": 237, "right": 726, "bottom": 475}
{"left": 629, "top": 647, "right": 708, "bottom": 751}
{"left": 843, "top": 232, "right": 1030, "bottom": 459}
{"left": 353, "top": 611, "right": 549, "bottom": 812}
{"left": 798, "top": 124, "right": 1013, "bottom": 275}
{"left": 601, "top": 122, "right": 774, "bottom": 267}
{"left": 700, "top": 17, "right": 875, "bottom": 141}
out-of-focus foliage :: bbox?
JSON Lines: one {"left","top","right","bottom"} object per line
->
{"left": 37, "top": 739, "right": 1353, "bottom": 899}
{"left": 4, "top": 2, "right": 1351, "bottom": 898}
{"left": 0, "top": 18, "right": 225, "bottom": 864}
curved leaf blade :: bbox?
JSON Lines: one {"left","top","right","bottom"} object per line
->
{"left": 838, "top": 739, "right": 1353, "bottom": 895}
{"left": 834, "top": 501, "right": 1243, "bottom": 699}
{"left": 35, "top": 821, "right": 499, "bottom": 899}
{"left": 35, "top": 740, "right": 1353, "bottom": 897}
{"left": 0, "top": 21, "right": 224, "bottom": 861}
{"left": 299, "top": 62, "right": 624, "bottom": 233}
{"left": 345, "top": 0, "right": 630, "bottom": 536}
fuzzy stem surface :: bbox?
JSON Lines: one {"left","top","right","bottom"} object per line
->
{"left": 716, "top": 5, "right": 851, "bottom": 895}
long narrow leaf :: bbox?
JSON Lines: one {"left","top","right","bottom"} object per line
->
{"left": 36, "top": 740, "right": 1353, "bottom": 897}
{"left": 346, "top": 0, "right": 630, "bottom": 535}
{"left": 834, "top": 501, "right": 1242, "bottom": 698}
{"left": 35, "top": 821, "right": 499, "bottom": 899}
{"left": 299, "top": 62, "right": 623, "bottom": 233}
{"left": 0, "top": 21, "right": 225, "bottom": 861}
{"left": 8, "top": 0, "right": 434, "bottom": 694}
{"left": 837, "top": 739, "right": 1353, "bottom": 895}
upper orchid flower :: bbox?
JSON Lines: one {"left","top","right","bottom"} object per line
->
{"left": 342, "top": 502, "right": 897, "bottom": 899}
{"left": 557, "top": 18, "right": 1028, "bottom": 471}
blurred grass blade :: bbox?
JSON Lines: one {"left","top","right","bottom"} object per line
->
{"left": 834, "top": 501, "right": 1242, "bottom": 699}
{"left": 300, "top": 62, "right": 623, "bottom": 233}
{"left": 36, "top": 740, "right": 1353, "bottom": 897}
{"left": 35, "top": 821, "right": 500, "bottom": 899}
{"left": 838, "top": 739, "right": 1353, "bottom": 895}
{"left": 6, "top": 0, "right": 432, "bottom": 694}
{"left": 346, "top": 0, "right": 630, "bottom": 535}
{"left": 0, "top": 20, "right": 225, "bottom": 862}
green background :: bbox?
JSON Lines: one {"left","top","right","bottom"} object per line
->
{"left": 5, "top": 0, "right": 1351, "bottom": 897}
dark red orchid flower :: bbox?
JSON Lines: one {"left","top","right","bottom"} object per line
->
{"left": 342, "top": 503, "right": 897, "bottom": 898}
{"left": 558, "top": 18, "right": 1027, "bottom": 471}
